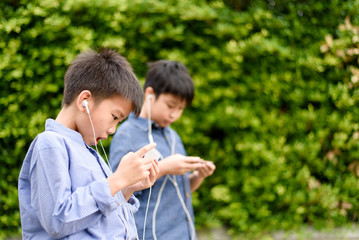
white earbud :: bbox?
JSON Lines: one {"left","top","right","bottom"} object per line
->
{"left": 82, "top": 100, "right": 90, "bottom": 114}
{"left": 147, "top": 94, "right": 153, "bottom": 100}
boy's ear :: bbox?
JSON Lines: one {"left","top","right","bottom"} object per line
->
{"left": 76, "top": 90, "right": 92, "bottom": 112}
{"left": 144, "top": 87, "right": 155, "bottom": 101}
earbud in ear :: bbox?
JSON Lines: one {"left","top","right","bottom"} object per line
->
{"left": 147, "top": 94, "right": 153, "bottom": 100}
{"left": 81, "top": 100, "right": 88, "bottom": 107}
{"left": 82, "top": 100, "right": 90, "bottom": 114}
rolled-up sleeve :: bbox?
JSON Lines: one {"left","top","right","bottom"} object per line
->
{"left": 118, "top": 191, "right": 140, "bottom": 213}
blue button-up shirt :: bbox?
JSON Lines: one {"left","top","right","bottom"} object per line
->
{"left": 109, "top": 114, "right": 196, "bottom": 240}
{"left": 18, "top": 119, "right": 139, "bottom": 239}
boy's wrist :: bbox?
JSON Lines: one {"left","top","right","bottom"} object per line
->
{"left": 106, "top": 175, "right": 127, "bottom": 197}
{"left": 190, "top": 171, "right": 205, "bottom": 180}
{"left": 157, "top": 161, "right": 169, "bottom": 177}
{"left": 121, "top": 187, "right": 134, "bottom": 201}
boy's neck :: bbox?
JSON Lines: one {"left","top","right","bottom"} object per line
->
{"left": 139, "top": 105, "right": 148, "bottom": 119}
{"left": 56, "top": 105, "right": 77, "bottom": 131}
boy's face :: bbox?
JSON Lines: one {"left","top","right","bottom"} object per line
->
{"left": 150, "top": 93, "right": 186, "bottom": 128}
{"left": 79, "top": 95, "right": 132, "bottom": 146}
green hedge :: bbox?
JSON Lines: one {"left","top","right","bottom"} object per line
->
{"left": 1, "top": 0, "right": 359, "bottom": 238}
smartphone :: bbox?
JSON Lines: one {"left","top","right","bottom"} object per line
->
{"left": 142, "top": 147, "right": 161, "bottom": 161}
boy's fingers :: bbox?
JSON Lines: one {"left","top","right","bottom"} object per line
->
{"left": 188, "top": 163, "right": 204, "bottom": 171}
{"left": 148, "top": 160, "right": 159, "bottom": 179}
{"left": 153, "top": 159, "right": 159, "bottom": 166}
{"left": 153, "top": 160, "right": 160, "bottom": 174}
{"left": 208, "top": 162, "right": 216, "bottom": 170}
{"left": 206, "top": 161, "right": 215, "bottom": 166}
{"left": 149, "top": 164, "right": 157, "bottom": 177}
{"left": 147, "top": 167, "right": 154, "bottom": 178}
{"left": 144, "top": 162, "right": 153, "bottom": 171}
{"left": 185, "top": 157, "right": 203, "bottom": 163}
{"left": 134, "top": 143, "right": 156, "bottom": 159}
{"left": 202, "top": 161, "right": 215, "bottom": 169}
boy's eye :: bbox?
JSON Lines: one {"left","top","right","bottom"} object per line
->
{"left": 112, "top": 114, "right": 118, "bottom": 120}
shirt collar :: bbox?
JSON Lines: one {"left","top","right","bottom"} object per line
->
{"left": 45, "top": 118, "right": 86, "bottom": 146}
{"left": 128, "top": 113, "right": 165, "bottom": 132}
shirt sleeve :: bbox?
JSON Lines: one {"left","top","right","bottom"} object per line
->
{"left": 29, "top": 145, "right": 117, "bottom": 239}
{"left": 118, "top": 191, "right": 140, "bottom": 214}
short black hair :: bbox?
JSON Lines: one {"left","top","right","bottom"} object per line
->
{"left": 63, "top": 48, "right": 143, "bottom": 116}
{"left": 144, "top": 60, "right": 194, "bottom": 106}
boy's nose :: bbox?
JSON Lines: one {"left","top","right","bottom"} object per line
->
{"left": 169, "top": 112, "right": 176, "bottom": 119}
{"left": 107, "top": 126, "right": 116, "bottom": 135}
{"left": 170, "top": 110, "right": 180, "bottom": 119}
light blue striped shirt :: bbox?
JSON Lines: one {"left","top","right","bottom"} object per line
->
{"left": 18, "top": 119, "right": 139, "bottom": 239}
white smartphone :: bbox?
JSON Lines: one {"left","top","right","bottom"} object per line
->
{"left": 142, "top": 147, "right": 161, "bottom": 161}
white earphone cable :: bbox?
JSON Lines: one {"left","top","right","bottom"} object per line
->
{"left": 99, "top": 139, "right": 113, "bottom": 173}
{"left": 167, "top": 175, "right": 196, "bottom": 240}
{"left": 168, "top": 129, "right": 196, "bottom": 240}
{"left": 86, "top": 104, "right": 137, "bottom": 239}
{"left": 143, "top": 95, "right": 153, "bottom": 240}
{"left": 143, "top": 183, "right": 152, "bottom": 240}
{"left": 87, "top": 110, "right": 100, "bottom": 155}
{"left": 145, "top": 96, "right": 196, "bottom": 240}
{"left": 86, "top": 107, "right": 113, "bottom": 173}
{"left": 152, "top": 175, "right": 168, "bottom": 240}
{"left": 147, "top": 95, "right": 154, "bottom": 144}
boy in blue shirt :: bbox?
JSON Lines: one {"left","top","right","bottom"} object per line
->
{"left": 109, "top": 60, "right": 216, "bottom": 240}
{"left": 18, "top": 48, "right": 159, "bottom": 239}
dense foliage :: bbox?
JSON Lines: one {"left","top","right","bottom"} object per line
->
{"left": 1, "top": 0, "right": 359, "bottom": 238}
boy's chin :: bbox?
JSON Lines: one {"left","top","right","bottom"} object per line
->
{"left": 85, "top": 138, "right": 96, "bottom": 146}
{"left": 161, "top": 121, "right": 172, "bottom": 127}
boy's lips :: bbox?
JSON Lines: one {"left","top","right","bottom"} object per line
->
{"left": 97, "top": 136, "right": 107, "bottom": 141}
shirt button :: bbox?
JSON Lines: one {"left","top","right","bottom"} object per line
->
{"left": 186, "top": 192, "right": 190, "bottom": 198}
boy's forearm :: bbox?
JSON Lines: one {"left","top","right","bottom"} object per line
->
{"left": 189, "top": 173, "right": 204, "bottom": 192}
{"left": 157, "top": 161, "right": 169, "bottom": 178}
{"left": 106, "top": 175, "right": 128, "bottom": 197}
{"left": 107, "top": 177, "right": 135, "bottom": 201}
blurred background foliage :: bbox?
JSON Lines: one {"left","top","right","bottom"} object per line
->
{"left": 1, "top": 0, "right": 359, "bottom": 238}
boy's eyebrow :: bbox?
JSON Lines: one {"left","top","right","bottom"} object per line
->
{"left": 166, "top": 99, "right": 186, "bottom": 106}
{"left": 114, "top": 109, "right": 125, "bottom": 118}
{"left": 166, "top": 99, "right": 179, "bottom": 104}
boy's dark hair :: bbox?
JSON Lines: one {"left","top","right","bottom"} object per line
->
{"left": 144, "top": 60, "right": 194, "bottom": 106}
{"left": 63, "top": 48, "right": 143, "bottom": 116}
